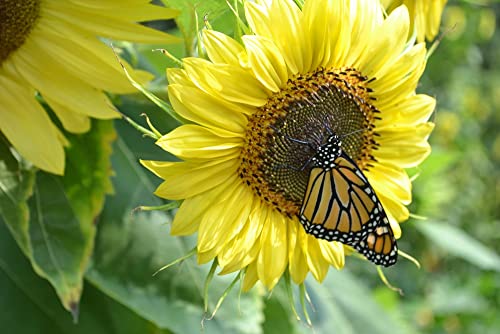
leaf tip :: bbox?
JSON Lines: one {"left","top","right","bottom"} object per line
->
{"left": 69, "top": 301, "right": 80, "bottom": 324}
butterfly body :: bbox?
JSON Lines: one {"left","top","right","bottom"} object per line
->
{"left": 299, "top": 134, "right": 398, "bottom": 267}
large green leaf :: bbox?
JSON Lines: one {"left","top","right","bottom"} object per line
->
{"left": 417, "top": 221, "right": 500, "bottom": 271}
{"left": 0, "top": 221, "right": 172, "bottom": 334}
{"left": 0, "top": 120, "right": 115, "bottom": 316}
{"left": 86, "top": 131, "right": 264, "bottom": 334}
{"left": 27, "top": 172, "right": 89, "bottom": 314}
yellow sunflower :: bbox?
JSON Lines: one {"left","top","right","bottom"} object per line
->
{"left": 142, "top": 0, "right": 435, "bottom": 290}
{"left": 382, "top": 0, "right": 448, "bottom": 42}
{"left": 0, "top": 0, "right": 179, "bottom": 174}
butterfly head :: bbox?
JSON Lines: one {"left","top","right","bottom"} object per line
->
{"left": 311, "top": 134, "right": 343, "bottom": 169}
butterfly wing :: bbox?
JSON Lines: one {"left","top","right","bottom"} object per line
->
{"left": 353, "top": 219, "right": 398, "bottom": 267}
{"left": 299, "top": 152, "right": 398, "bottom": 266}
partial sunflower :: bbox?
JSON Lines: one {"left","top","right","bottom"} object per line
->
{"left": 0, "top": 0, "right": 179, "bottom": 175}
{"left": 142, "top": 0, "right": 435, "bottom": 290}
{"left": 382, "top": 0, "right": 448, "bottom": 42}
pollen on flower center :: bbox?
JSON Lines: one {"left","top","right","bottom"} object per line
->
{"left": 238, "top": 67, "right": 381, "bottom": 217}
{"left": 0, "top": 0, "right": 40, "bottom": 64}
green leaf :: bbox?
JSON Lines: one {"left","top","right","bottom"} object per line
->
{"left": 428, "top": 279, "right": 488, "bottom": 315}
{"left": 162, "top": 0, "right": 234, "bottom": 56}
{"left": 86, "top": 133, "right": 264, "bottom": 334}
{"left": 0, "top": 120, "right": 116, "bottom": 317}
{"left": 0, "top": 136, "right": 36, "bottom": 255}
{"left": 27, "top": 172, "right": 89, "bottom": 314}
{"left": 261, "top": 284, "right": 303, "bottom": 334}
{"left": 28, "top": 119, "right": 115, "bottom": 315}
{"left": 304, "top": 270, "right": 415, "bottom": 334}
{"left": 0, "top": 221, "right": 172, "bottom": 334}
{"left": 63, "top": 119, "right": 115, "bottom": 224}
{"left": 262, "top": 270, "right": 415, "bottom": 334}
{"left": 417, "top": 221, "right": 500, "bottom": 271}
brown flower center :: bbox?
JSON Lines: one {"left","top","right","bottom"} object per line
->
{"left": 238, "top": 67, "right": 380, "bottom": 217}
{"left": 0, "top": 0, "right": 40, "bottom": 65}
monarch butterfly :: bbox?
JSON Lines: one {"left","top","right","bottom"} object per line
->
{"left": 299, "top": 133, "right": 398, "bottom": 267}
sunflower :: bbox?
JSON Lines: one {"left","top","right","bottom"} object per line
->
{"left": 0, "top": 0, "right": 179, "bottom": 174}
{"left": 382, "top": 0, "right": 448, "bottom": 42}
{"left": 142, "top": 0, "right": 435, "bottom": 290}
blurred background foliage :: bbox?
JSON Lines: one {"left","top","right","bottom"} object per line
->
{"left": 0, "top": 0, "right": 499, "bottom": 333}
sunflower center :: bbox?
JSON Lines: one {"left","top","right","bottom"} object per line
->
{"left": 238, "top": 67, "right": 380, "bottom": 217}
{"left": 0, "top": 0, "right": 41, "bottom": 65}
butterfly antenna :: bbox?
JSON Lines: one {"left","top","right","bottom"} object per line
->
{"left": 269, "top": 124, "right": 316, "bottom": 149}
{"left": 340, "top": 128, "right": 367, "bottom": 139}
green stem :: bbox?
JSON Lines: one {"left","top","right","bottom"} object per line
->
{"left": 121, "top": 114, "right": 159, "bottom": 140}
{"left": 204, "top": 259, "right": 219, "bottom": 313}
{"left": 299, "top": 282, "right": 313, "bottom": 327}
{"left": 110, "top": 44, "right": 186, "bottom": 124}
{"left": 376, "top": 266, "right": 404, "bottom": 296}
{"left": 152, "top": 247, "right": 197, "bottom": 276}
{"left": 208, "top": 272, "right": 242, "bottom": 320}
{"left": 133, "top": 201, "right": 179, "bottom": 212}
{"left": 284, "top": 270, "right": 301, "bottom": 321}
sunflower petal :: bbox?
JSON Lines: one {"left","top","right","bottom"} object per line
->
{"left": 356, "top": 5, "right": 410, "bottom": 78}
{"left": 370, "top": 43, "right": 426, "bottom": 98}
{"left": 345, "top": 0, "right": 383, "bottom": 66}
{"left": 218, "top": 201, "right": 264, "bottom": 274}
{"left": 0, "top": 74, "right": 65, "bottom": 174}
{"left": 318, "top": 240, "right": 344, "bottom": 269}
{"left": 151, "top": 159, "right": 239, "bottom": 200}
{"left": 44, "top": 96, "right": 91, "bottom": 133}
{"left": 43, "top": 1, "right": 178, "bottom": 43}
{"left": 375, "top": 123, "right": 434, "bottom": 168}
{"left": 242, "top": 261, "right": 259, "bottom": 292}
{"left": 203, "top": 30, "right": 245, "bottom": 66}
{"left": 366, "top": 163, "right": 412, "bottom": 205}
{"left": 198, "top": 183, "right": 253, "bottom": 253}
{"left": 269, "top": 0, "right": 303, "bottom": 73}
{"left": 157, "top": 124, "right": 244, "bottom": 160}
{"left": 242, "top": 35, "right": 288, "bottom": 92}
{"left": 379, "top": 192, "right": 410, "bottom": 225}
{"left": 9, "top": 52, "right": 118, "bottom": 120}
{"left": 170, "top": 177, "right": 236, "bottom": 236}
{"left": 168, "top": 84, "right": 248, "bottom": 133}
{"left": 182, "top": 58, "right": 270, "bottom": 106}
{"left": 300, "top": 230, "right": 329, "bottom": 282}
{"left": 257, "top": 209, "right": 288, "bottom": 289}
{"left": 287, "top": 221, "right": 309, "bottom": 284}
{"left": 377, "top": 93, "right": 435, "bottom": 127}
